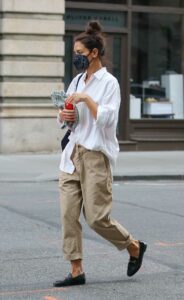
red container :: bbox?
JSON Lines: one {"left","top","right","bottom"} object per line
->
{"left": 65, "top": 102, "right": 74, "bottom": 110}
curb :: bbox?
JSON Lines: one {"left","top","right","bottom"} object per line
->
{"left": 1, "top": 174, "right": 184, "bottom": 183}
{"left": 113, "top": 174, "right": 184, "bottom": 181}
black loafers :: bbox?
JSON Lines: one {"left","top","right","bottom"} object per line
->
{"left": 127, "top": 241, "right": 147, "bottom": 277}
{"left": 53, "top": 273, "right": 86, "bottom": 287}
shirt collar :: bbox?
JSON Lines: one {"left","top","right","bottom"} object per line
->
{"left": 83, "top": 67, "right": 107, "bottom": 81}
{"left": 93, "top": 67, "right": 107, "bottom": 80}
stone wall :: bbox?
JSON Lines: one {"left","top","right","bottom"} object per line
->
{"left": 0, "top": 0, "right": 65, "bottom": 153}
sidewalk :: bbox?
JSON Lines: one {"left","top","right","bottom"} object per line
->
{"left": 0, "top": 151, "right": 184, "bottom": 182}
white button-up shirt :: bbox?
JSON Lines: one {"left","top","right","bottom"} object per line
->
{"left": 59, "top": 67, "right": 121, "bottom": 174}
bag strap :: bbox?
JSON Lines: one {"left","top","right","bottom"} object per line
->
{"left": 75, "top": 73, "right": 83, "bottom": 92}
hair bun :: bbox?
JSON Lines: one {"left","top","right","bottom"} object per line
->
{"left": 85, "top": 20, "right": 103, "bottom": 35}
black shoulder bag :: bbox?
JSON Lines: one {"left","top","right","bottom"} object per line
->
{"left": 61, "top": 73, "right": 83, "bottom": 151}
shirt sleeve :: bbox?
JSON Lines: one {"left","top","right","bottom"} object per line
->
{"left": 56, "top": 113, "right": 65, "bottom": 129}
{"left": 95, "top": 79, "right": 121, "bottom": 129}
{"left": 66, "top": 79, "right": 76, "bottom": 95}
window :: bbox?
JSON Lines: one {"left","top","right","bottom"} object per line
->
{"left": 130, "top": 13, "right": 184, "bottom": 120}
{"left": 133, "top": 0, "right": 184, "bottom": 7}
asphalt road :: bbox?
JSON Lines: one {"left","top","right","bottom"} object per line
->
{"left": 0, "top": 180, "right": 184, "bottom": 300}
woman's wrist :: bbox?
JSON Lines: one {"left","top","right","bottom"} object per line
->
{"left": 83, "top": 95, "right": 89, "bottom": 103}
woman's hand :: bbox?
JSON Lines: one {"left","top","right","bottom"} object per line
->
{"left": 66, "top": 93, "right": 98, "bottom": 119}
{"left": 59, "top": 108, "right": 76, "bottom": 123}
{"left": 66, "top": 93, "right": 88, "bottom": 105}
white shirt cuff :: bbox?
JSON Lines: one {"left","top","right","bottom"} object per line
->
{"left": 95, "top": 105, "right": 115, "bottom": 128}
{"left": 57, "top": 114, "right": 65, "bottom": 129}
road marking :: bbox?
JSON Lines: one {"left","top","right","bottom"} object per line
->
{"left": 0, "top": 287, "right": 66, "bottom": 297}
{"left": 155, "top": 241, "right": 184, "bottom": 247}
{"left": 44, "top": 296, "right": 61, "bottom": 300}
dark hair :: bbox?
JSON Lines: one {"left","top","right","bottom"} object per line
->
{"left": 74, "top": 21, "right": 105, "bottom": 57}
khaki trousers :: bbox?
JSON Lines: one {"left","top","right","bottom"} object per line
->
{"left": 59, "top": 145, "right": 133, "bottom": 261}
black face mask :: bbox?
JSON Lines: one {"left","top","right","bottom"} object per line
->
{"left": 73, "top": 53, "right": 91, "bottom": 72}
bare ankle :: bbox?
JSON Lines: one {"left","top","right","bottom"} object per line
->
{"left": 71, "top": 259, "right": 83, "bottom": 277}
{"left": 127, "top": 240, "right": 140, "bottom": 257}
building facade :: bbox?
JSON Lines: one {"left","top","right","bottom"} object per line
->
{"left": 1, "top": 0, "right": 184, "bottom": 152}
{"left": 0, "top": 0, "right": 65, "bottom": 153}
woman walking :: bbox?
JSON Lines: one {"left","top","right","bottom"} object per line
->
{"left": 54, "top": 20, "right": 147, "bottom": 287}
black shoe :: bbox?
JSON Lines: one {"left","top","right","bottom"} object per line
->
{"left": 53, "top": 273, "right": 86, "bottom": 287}
{"left": 127, "top": 241, "right": 147, "bottom": 277}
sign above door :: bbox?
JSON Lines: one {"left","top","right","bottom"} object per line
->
{"left": 65, "top": 9, "right": 127, "bottom": 32}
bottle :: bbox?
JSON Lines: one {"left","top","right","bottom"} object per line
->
{"left": 65, "top": 101, "right": 74, "bottom": 128}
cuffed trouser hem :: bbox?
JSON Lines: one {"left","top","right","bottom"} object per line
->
{"left": 117, "top": 234, "right": 134, "bottom": 251}
{"left": 64, "top": 253, "right": 83, "bottom": 261}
